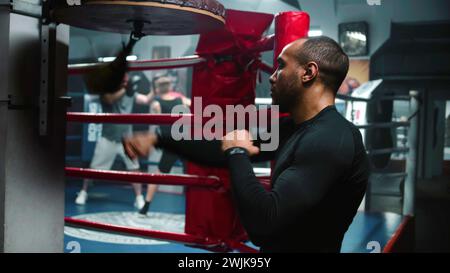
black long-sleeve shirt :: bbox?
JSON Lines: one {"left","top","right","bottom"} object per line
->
{"left": 156, "top": 105, "right": 369, "bottom": 252}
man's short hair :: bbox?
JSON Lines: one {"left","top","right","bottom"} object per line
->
{"left": 295, "top": 36, "right": 349, "bottom": 93}
{"left": 155, "top": 76, "right": 172, "bottom": 86}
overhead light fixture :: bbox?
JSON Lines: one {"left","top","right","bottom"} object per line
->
{"left": 255, "top": 98, "right": 272, "bottom": 105}
{"left": 97, "top": 55, "right": 138, "bottom": 62}
{"left": 126, "top": 55, "right": 138, "bottom": 61}
{"left": 253, "top": 167, "right": 271, "bottom": 175}
{"left": 339, "top": 22, "right": 369, "bottom": 56}
{"left": 346, "top": 31, "right": 367, "bottom": 42}
{"left": 308, "top": 29, "right": 323, "bottom": 37}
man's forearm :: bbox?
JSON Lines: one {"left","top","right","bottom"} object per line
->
{"left": 225, "top": 151, "right": 272, "bottom": 236}
{"left": 155, "top": 130, "right": 275, "bottom": 167}
{"left": 102, "top": 88, "right": 126, "bottom": 104}
{"left": 155, "top": 131, "right": 227, "bottom": 167}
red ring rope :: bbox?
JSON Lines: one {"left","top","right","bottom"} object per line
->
{"left": 65, "top": 167, "right": 222, "bottom": 188}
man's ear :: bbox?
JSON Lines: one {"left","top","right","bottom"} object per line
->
{"left": 301, "top": 62, "right": 319, "bottom": 83}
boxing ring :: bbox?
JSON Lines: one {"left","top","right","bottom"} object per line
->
{"left": 58, "top": 2, "right": 416, "bottom": 252}
{"left": 59, "top": 3, "right": 298, "bottom": 253}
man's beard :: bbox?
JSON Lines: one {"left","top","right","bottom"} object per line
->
{"left": 272, "top": 77, "right": 300, "bottom": 113}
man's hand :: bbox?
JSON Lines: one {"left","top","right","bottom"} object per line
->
{"left": 122, "top": 132, "right": 158, "bottom": 160}
{"left": 222, "top": 130, "right": 260, "bottom": 156}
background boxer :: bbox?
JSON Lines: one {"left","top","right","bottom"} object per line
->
{"left": 139, "top": 76, "right": 191, "bottom": 215}
{"left": 76, "top": 73, "right": 156, "bottom": 210}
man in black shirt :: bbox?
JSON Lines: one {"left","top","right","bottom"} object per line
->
{"left": 123, "top": 37, "right": 370, "bottom": 252}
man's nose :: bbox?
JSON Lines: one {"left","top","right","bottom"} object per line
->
{"left": 269, "top": 72, "right": 276, "bottom": 84}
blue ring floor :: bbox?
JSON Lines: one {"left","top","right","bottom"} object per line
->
{"left": 65, "top": 180, "right": 403, "bottom": 253}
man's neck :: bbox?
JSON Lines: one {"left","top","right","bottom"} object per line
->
{"left": 160, "top": 91, "right": 177, "bottom": 100}
{"left": 290, "top": 86, "right": 336, "bottom": 124}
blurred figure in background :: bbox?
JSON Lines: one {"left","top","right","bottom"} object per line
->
{"left": 76, "top": 73, "right": 155, "bottom": 210}
{"left": 139, "top": 76, "right": 191, "bottom": 215}
{"left": 338, "top": 77, "right": 360, "bottom": 96}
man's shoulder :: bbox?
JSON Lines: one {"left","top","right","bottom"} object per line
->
{"left": 300, "top": 111, "right": 357, "bottom": 157}
{"left": 310, "top": 109, "right": 355, "bottom": 137}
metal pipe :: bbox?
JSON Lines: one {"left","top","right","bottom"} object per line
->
{"left": 367, "top": 147, "right": 409, "bottom": 156}
{"left": 370, "top": 173, "right": 407, "bottom": 180}
{"left": 356, "top": 122, "right": 410, "bottom": 129}
{"left": 403, "top": 90, "right": 419, "bottom": 216}
{"left": 337, "top": 94, "right": 412, "bottom": 102}
{"left": 336, "top": 94, "right": 369, "bottom": 102}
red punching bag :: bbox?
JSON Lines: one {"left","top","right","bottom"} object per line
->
{"left": 273, "top": 11, "right": 310, "bottom": 67}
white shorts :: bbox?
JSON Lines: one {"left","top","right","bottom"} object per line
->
{"left": 90, "top": 137, "right": 140, "bottom": 170}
